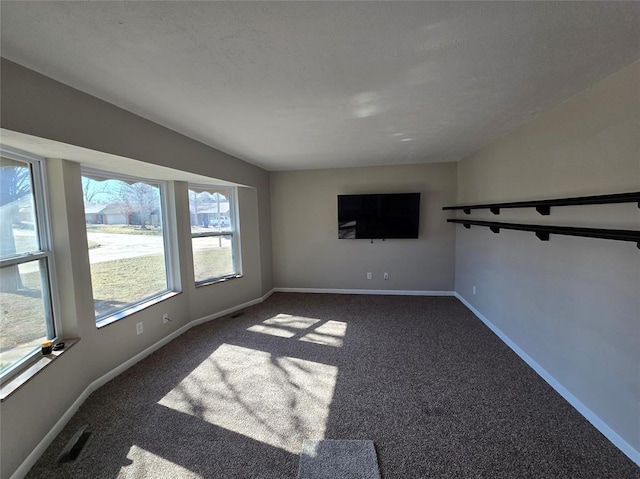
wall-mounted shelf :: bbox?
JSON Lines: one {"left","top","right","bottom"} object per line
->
{"left": 443, "top": 192, "right": 640, "bottom": 215}
{"left": 448, "top": 219, "right": 640, "bottom": 248}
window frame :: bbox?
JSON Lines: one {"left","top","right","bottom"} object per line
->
{"left": 188, "top": 184, "right": 241, "bottom": 286}
{"left": 81, "top": 168, "right": 178, "bottom": 326}
{"left": 0, "top": 147, "right": 61, "bottom": 384}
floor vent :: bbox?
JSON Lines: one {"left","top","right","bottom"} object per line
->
{"left": 230, "top": 310, "right": 245, "bottom": 319}
{"left": 57, "top": 424, "right": 91, "bottom": 463}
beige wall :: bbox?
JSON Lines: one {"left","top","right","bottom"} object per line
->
{"left": 454, "top": 61, "right": 640, "bottom": 452}
{"left": 271, "top": 163, "right": 457, "bottom": 292}
{"left": 0, "top": 59, "right": 273, "bottom": 478}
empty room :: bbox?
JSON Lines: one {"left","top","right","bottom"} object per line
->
{"left": 0, "top": 2, "right": 638, "bottom": 478}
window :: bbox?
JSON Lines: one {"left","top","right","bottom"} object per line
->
{"left": 188, "top": 185, "right": 240, "bottom": 285}
{"left": 0, "top": 149, "right": 58, "bottom": 379}
{"left": 82, "top": 170, "right": 175, "bottom": 324}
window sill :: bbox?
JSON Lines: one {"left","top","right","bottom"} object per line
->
{"left": 96, "top": 291, "right": 181, "bottom": 329}
{"left": 0, "top": 338, "right": 80, "bottom": 402}
{"left": 195, "top": 274, "right": 243, "bottom": 288}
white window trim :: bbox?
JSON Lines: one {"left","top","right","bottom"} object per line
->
{"left": 0, "top": 146, "right": 61, "bottom": 384}
{"left": 189, "top": 184, "right": 241, "bottom": 286}
{"left": 81, "top": 167, "right": 179, "bottom": 326}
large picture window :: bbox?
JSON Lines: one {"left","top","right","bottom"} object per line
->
{"left": 0, "top": 150, "right": 57, "bottom": 379}
{"left": 82, "top": 170, "right": 174, "bottom": 323}
{"left": 188, "top": 185, "right": 239, "bottom": 285}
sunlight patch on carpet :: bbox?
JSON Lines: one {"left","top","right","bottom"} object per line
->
{"left": 247, "top": 313, "right": 321, "bottom": 338}
{"left": 247, "top": 314, "right": 347, "bottom": 347}
{"left": 158, "top": 343, "right": 338, "bottom": 454}
{"left": 300, "top": 320, "right": 347, "bottom": 348}
{"left": 120, "top": 445, "right": 202, "bottom": 478}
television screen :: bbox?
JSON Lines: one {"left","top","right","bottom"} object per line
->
{"left": 338, "top": 193, "right": 420, "bottom": 239}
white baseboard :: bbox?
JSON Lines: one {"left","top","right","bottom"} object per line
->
{"left": 273, "top": 287, "right": 455, "bottom": 296}
{"left": 454, "top": 292, "right": 640, "bottom": 467}
{"left": 10, "top": 289, "right": 276, "bottom": 479}
{"left": 191, "top": 289, "right": 274, "bottom": 327}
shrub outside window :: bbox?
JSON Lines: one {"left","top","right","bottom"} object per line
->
{"left": 0, "top": 150, "right": 58, "bottom": 380}
{"left": 188, "top": 185, "right": 239, "bottom": 285}
{"left": 82, "top": 170, "right": 174, "bottom": 323}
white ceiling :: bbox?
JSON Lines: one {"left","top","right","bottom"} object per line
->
{"left": 1, "top": 2, "right": 639, "bottom": 171}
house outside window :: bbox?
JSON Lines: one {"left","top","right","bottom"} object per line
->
{"left": 0, "top": 149, "right": 58, "bottom": 380}
{"left": 188, "top": 185, "right": 240, "bottom": 285}
{"left": 81, "top": 170, "right": 175, "bottom": 324}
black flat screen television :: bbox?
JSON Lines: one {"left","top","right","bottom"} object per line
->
{"left": 338, "top": 193, "right": 421, "bottom": 239}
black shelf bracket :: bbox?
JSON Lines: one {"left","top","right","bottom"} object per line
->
{"left": 443, "top": 191, "right": 640, "bottom": 215}
{"left": 535, "top": 231, "right": 550, "bottom": 241}
{"left": 535, "top": 205, "right": 551, "bottom": 216}
{"left": 448, "top": 219, "right": 640, "bottom": 249}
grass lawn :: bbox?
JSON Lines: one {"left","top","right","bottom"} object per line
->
{"left": 193, "top": 244, "right": 234, "bottom": 283}
{"left": 1, "top": 247, "right": 233, "bottom": 363}
{"left": 0, "top": 268, "right": 48, "bottom": 371}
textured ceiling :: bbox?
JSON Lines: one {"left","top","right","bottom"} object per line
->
{"left": 1, "top": 1, "right": 639, "bottom": 171}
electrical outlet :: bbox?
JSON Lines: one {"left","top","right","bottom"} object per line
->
{"left": 383, "top": 272, "right": 389, "bottom": 280}
{"left": 162, "top": 313, "right": 171, "bottom": 324}
{"left": 472, "top": 286, "right": 476, "bottom": 296}
{"left": 136, "top": 322, "right": 143, "bottom": 335}
{"left": 367, "top": 272, "right": 372, "bottom": 280}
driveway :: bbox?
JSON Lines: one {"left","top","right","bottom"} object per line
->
{"left": 11, "top": 229, "right": 230, "bottom": 270}
{"left": 87, "top": 232, "right": 165, "bottom": 264}
{"left": 87, "top": 232, "right": 231, "bottom": 264}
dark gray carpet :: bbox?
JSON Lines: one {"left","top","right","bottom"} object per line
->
{"left": 25, "top": 294, "right": 640, "bottom": 478}
{"left": 297, "top": 440, "right": 380, "bottom": 479}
